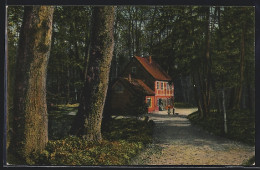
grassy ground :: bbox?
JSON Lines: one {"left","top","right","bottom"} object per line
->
{"left": 174, "top": 102, "right": 195, "bottom": 108}
{"left": 187, "top": 109, "right": 255, "bottom": 146}
{"left": 48, "top": 104, "right": 78, "bottom": 140}
{"left": 32, "top": 104, "right": 155, "bottom": 165}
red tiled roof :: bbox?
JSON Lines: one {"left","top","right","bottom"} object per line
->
{"left": 134, "top": 56, "right": 172, "bottom": 81}
{"left": 120, "top": 78, "right": 155, "bottom": 96}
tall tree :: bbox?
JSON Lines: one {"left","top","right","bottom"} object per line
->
{"left": 9, "top": 6, "right": 54, "bottom": 164}
{"left": 198, "top": 7, "right": 212, "bottom": 118}
{"left": 70, "top": 6, "right": 115, "bottom": 142}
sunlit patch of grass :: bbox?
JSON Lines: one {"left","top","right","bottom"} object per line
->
{"left": 56, "top": 103, "right": 79, "bottom": 108}
{"left": 48, "top": 105, "right": 78, "bottom": 140}
{"left": 174, "top": 102, "right": 195, "bottom": 108}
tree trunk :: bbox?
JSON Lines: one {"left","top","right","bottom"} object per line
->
{"left": 149, "top": 7, "right": 157, "bottom": 54}
{"left": 222, "top": 89, "right": 227, "bottom": 134}
{"left": 193, "top": 71, "right": 203, "bottom": 118}
{"left": 204, "top": 7, "right": 211, "bottom": 117}
{"left": 232, "top": 23, "right": 245, "bottom": 110}
{"left": 10, "top": 6, "right": 54, "bottom": 164}
{"left": 70, "top": 6, "right": 115, "bottom": 142}
{"left": 67, "top": 68, "right": 70, "bottom": 104}
{"left": 217, "top": 91, "right": 222, "bottom": 114}
{"left": 199, "top": 7, "right": 212, "bottom": 118}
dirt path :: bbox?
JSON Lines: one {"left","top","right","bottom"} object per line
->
{"left": 130, "top": 108, "right": 255, "bottom": 165}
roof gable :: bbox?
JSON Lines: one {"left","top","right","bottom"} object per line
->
{"left": 134, "top": 56, "right": 171, "bottom": 81}
{"left": 113, "top": 77, "right": 155, "bottom": 96}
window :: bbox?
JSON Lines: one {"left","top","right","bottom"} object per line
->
{"left": 146, "top": 98, "right": 152, "bottom": 108}
{"left": 166, "top": 83, "right": 169, "bottom": 90}
{"left": 161, "top": 82, "right": 164, "bottom": 89}
{"left": 131, "top": 67, "right": 136, "bottom": 73}
{"left": 157, "top": 82, "right": 160, "bottom": 89}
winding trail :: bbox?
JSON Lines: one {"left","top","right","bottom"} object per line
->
{"left": 131, "top": 108, "right": 255, "bottom": 165}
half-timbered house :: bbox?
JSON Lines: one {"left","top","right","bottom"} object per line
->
{"left": 110, "top": 56, "right": 174, "bottom": 113}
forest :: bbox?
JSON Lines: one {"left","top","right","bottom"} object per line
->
{"left": 6, "top": 6, "right": 255, "bottom": 165}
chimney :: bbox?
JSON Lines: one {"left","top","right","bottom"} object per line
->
{"left": 149, "top": 56, "right": 152, "bottom": 64}
{"left": 128, "top": 74, "right": 131, "bottom": 82}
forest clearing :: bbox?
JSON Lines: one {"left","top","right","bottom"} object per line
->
{"left": 5, "top": 5, "right": 255, "bottom": 167}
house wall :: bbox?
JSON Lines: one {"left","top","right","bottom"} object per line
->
{"left": 110, "top": 82, "right": 132, "bottom": 114}
{"left": 110, "top": 80, "right": 148, "bottom": 115}
{"left": 155, "top": 81, "right": 174, "bottom": 97}
{"left": 146, "top": 96, "right": 155, "bottom": 112}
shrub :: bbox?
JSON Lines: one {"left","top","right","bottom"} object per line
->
{"left": 34, "top": 118, "right": 154, "bottom": 165}
{"left": 35, "top": 136, "right": 144, "bottom": 165}
{"left": 174, "top": 102, "right": 195, "bottom": 108}
{"left": 102, "top": 118, "right": 154, "bottom": 144}
{"left": 187, "top": 109, "right": 255, "bottom": 145}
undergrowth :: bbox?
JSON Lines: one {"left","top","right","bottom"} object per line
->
{"left": 187, "top": 109, "right": 255, "bottom": 146}
{"left": 33, "top": 117, "right": 155, "bottom": 165}
{"left": 174, "top": 102, "right": 195, "bottom": 108}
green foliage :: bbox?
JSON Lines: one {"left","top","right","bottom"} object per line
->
{"left": 174, "top": 102, "right": 195, "bottom": 108}
{"left": 48, "top": 105, "right": 78, "bottom": 140}
{"left": 122, "top": 95, "right": 148, "bottom": 117}
{"left": 47, "top": 6, "right": 91, "bottom": 105}
{"left": 33, "top": 117, "right": 154, "bottom": 165}
{"left": 34, "top": 136, "right": 143, "bottom": 165}
{"left": 102, "top": 118, "right": 155, "bottom": 144}
{"left": 7, "top": 6, "right": 24, "bottom": 151}
{"left": 187, "top": 109, "right": 255, "bottom": 145}
{"left": 242, "top": 156, "right": 255, "bottom": 166}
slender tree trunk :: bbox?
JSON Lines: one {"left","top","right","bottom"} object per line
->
{"left": 70, "top": 6, "right": 115, "bottom": 142}
{"left": 198, "top": 7, "right": 212, "bottom": 118}
{"left": 193, "top": 71, "right": 203, "bottom": 118}
{"left": 149, "top": 7, "right": 157, "bottom": 54}
{"left": 232, "top": 24, "right": 245, "bottom": 110}
{"left": 197, "top": 69, "right": 205, "bottom": 118}
{"left": 83, "top": 11, "right": 92, "bottom": 81}
{"left": 222, "top": 89, "right": 227, "bottom": 134}
{"left": 10, "top": 6, "right": 54, "bottom": 164}
{"left": 205, "top": 7, "right": 211, "bottom": 117}
{"left": 217, "top": 91, "right": 222, "bottom": 114}
{"left": 67, "top": 68, "right": 70, "bottom": 104}
{"left": 180, "top": 77, "right": 187, "bottom": 102}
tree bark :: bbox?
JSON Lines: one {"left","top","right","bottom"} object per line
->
{"left": 10, "top": 6, "right": 54, "bottom": 164}
{"left": 222, "top": 89, "right": 227, "bottom": 134}
{"left": 232, "top": 23, "right": 245, "bottom": 110}
{"left": 199, "top": 7, "right": 212, "bottom": 118}
{"left": 70, "top": 6, "right": 115, "bottom": 142}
